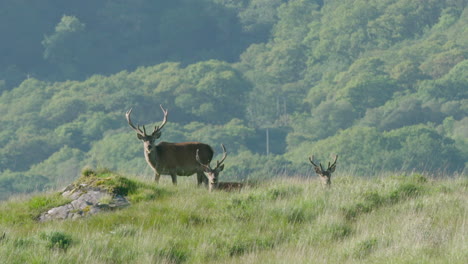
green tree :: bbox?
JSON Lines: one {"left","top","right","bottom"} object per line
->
{"left": 238, "top": 0, "right": 285, "bottom": 39}
{"left": 286, "top": 126, "right": 385, "bottom": 174}
{"left": 418, "top": 59, "right": 468, "bottom": 101}
{"left": 183, "top": 118, "right": 256, "bottom": 153}
{"left": 338, "top": 73, "right": 398, "bottom": 116}
{"left": 40, "top": 97, "right": 87, "bottom": 125}
{"left": 383, "top": 124, "right": 464, "bottom": 173}
{"left": 42, "top": 15, "right": 88, "bottom": 79}
{"left": 174, "top": 60, "right": 251, "bottom": 123}
{"left": 390, "top": 60, "right": 427, "bottom": 89}
{"left": 87, "top": 132, "right": 146, "bottom": 175}
{"left": 361, "top": 97, "right": 443, "bottom": 131}
{"left": 28, "top": 146, "right": 85, "bottom": 186}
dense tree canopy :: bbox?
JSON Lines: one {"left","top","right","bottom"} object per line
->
{"left": 0, "top": 0, "right": 466, "bottom": 199}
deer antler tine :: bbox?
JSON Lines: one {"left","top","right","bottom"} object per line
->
{"left": 160, "top": 104, "right": 168, "bottom": 115}
{"left": 126, "top": 108, "right": 133, "bottom": 116}
{"left": 309, "top": 155, "right": 318, "bottom": 167}
{"left": 220, "top": 144, "right": 227, "bottom": 162}
{"left": 195, "top": 149, "right": 201, "bottom": 163}
{"left": 196, "top": 149, "right": 211, "bottom": 170}
{"left": 326, "top": 154, "right": 338, "bottom": 172}
{"left": 157, "top": 104, "right": 168, "bottom": 129}
{"left": 331, "top": 155, "right": 338, "bottom": 166}
{"left": 216, "top": 144, "right": 227, "bottom": 168}
{"left": 126, "top": 108, "right": 145, "bottom": 135}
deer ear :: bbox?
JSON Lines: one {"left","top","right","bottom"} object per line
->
{"left": 137, "top": 134, "right": 144, "bottom": 140}
{"left": 218, "top": 164, "right": 225, "bottom": 172}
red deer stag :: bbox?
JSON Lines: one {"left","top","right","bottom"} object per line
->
{"left": 126, "top": 105, "right": 213, "bottom": 185}
{"left": 309, "top": 155, "right": 338, "bottom": 186}
{"left": 195, "top": 144, "right": 242, "bottom": 192}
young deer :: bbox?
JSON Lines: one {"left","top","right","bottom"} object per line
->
{"left": 196, "top": 145, "right": 236, "bottom": 192}
{"left": 309, "top": 155, "right": 338, "bottom": 186}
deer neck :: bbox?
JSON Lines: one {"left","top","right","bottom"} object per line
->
{"left": 143, "top": 145, "right": 158, "bottom": 170}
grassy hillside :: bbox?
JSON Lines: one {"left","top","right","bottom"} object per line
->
{"left": 0, "top": 171, "right": 466, "bottom": 263}
{"left": 1, "top": 1, "right": 466, "bottom": 200}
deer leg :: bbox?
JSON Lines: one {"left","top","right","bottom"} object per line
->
{"left": 198, "top": 172, "right": 208, "bottom": 187}
{"left": 171, "top": 174, "right": 177, "bottom": 185}
{"left": 197, "top": 172, "right": 208, "bottom": 187}
{"left": 154, "top": 173, "right": 161, "bottom": 183}
{"left": 197, "top": 172, "right": 202, "bottom": 186}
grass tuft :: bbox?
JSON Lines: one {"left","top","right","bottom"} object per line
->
{"left": 40, "top": 231, "right": 73, "bottom": 251}
{"left": 353, "top": 238, "right": 379, "bottom": 259}
{"left": 156, "top": 241, "right": 189, "bottom": 264}
{"left": 0, "top": 171, "right": 466, "bottom": 263}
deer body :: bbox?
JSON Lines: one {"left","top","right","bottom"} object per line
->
{"left": 148, "top": 142, "right": 213, "bottom": 184}
{"left": 126, "top": 106, "right": 213, "bottom": 185}
{"left": 215, "top": 182, "right": 244, "bottom": 191}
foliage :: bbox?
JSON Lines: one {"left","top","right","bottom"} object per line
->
{"left": 286, "top": 124, "right": 465, "bottom": 175}
{"left": 42, "top": 15, "right": 87, "bottom": 79}
{"left": 0, "top": 0, "right": 467, "bottom": 199}
{"left": 39, "top": 231, "right": 73, "bottom": 251}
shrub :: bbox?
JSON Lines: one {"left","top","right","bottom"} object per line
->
{"left": 40, "top": 231, "right": 73, "bottom": 251}
{"left": 81, "top": 166, "right": 96, "bottom": 177}
{"left": 387, "top": 183, "right": 421, "bottom": 204}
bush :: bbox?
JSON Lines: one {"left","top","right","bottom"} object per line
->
{"left": 40, "top": 231, "right": 73, "bottom": 251}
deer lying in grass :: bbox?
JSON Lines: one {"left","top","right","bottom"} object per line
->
{"left": 196, "top": 145, "right": 244, "bottom": 192}
{"left": 309, "top": 155, "right": 338, "bottom": 186}
{"left": 215, "top": 182, "right": 245, "bottom": 192}
{"left": 126, "top": 105, "right": 213, "bottom": 185}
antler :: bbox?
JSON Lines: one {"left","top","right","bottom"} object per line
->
{"left": 196, "top": 144, "right": 227, "bottom": 170}
{"left": 126, "top": 105, "right": 168, "bottom": 137}
{"left": 125, "top": 108, "right": 146, "bottom": 136}
{"left": 196, "top": 149, "right": 211, "bottom": 170}
{"left": 309, "top": 155, "right": 324, "bottom": 173}
{"left": 328, "top": 155, "right": 338, "bottom": 172}
{"left": 214, "top": 144, "right": 227, "bottom": 169}
{"left": 154, "top": 104, "right": 168, "bottom": 134}
{"left": 308, "top": 155, "right": 317, "bottom": 167}
{"left": 309, "top": 155, "right": 338, "bottom": 173}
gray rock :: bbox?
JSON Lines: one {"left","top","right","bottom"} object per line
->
{"left": 39, "top": 185, "right": 130, "bottom": 222}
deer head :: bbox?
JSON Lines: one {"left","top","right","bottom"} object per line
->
{"left": 309, "top": 155, "right": 338, "bottom": 186}
{"left": 196, "top": 144, "right": 227, "bottom": 192}
{"left": 126, "top": 105, "right": 168, "bottom": 154}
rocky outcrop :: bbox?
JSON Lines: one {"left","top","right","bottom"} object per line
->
{"left": 39, "top": 183, "right": 130, "bottom": 222}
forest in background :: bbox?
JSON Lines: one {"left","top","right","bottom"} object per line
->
{"left": 0, "top": 0, "right": 467, "bottom": 200}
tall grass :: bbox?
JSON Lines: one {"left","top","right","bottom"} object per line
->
{"left": 0, "top": 171, "right": 466, "bottom": 263}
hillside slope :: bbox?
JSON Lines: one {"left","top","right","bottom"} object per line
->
{"left": 0, "top": 171, "right": 466, "bottom": 263}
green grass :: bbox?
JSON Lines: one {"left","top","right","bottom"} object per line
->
{"left": 0, "top": 172, "right": 466, "bottom": 263}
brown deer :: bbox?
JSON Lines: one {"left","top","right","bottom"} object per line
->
{"left": 196, "top": 144, "right": 240, "bottom": 192}
{"left": 126, "top": 105, "right": 213, "bottom": 185}
{"left": 309, "top": 155, "right": 338, "bottom": 186}
{"left": 216, "top": 182, "right": 245, "bottom": 192}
